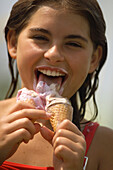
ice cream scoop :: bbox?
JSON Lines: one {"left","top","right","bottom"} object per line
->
{"left": 17, "top": 88, "right": 46, "bottom": 110}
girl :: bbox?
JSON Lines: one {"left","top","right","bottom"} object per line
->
{"left": 0, "top": 0, "right": 113, "bottom": 169}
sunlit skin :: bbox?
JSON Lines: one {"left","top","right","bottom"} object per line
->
{"left": 0, "top": 6, "right": 113, "bottom": 170}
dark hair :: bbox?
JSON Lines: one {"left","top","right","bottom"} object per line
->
{"left": 4, "top": 0, "right": 107, "bottom": 129}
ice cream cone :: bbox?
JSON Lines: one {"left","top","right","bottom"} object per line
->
{"left": 17, "top": 87, "right": 73, "bottom": 131}
{"left": 47, "top": 103, "right": 73, "bottom": 131}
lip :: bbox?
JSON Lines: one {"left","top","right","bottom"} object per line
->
{"left": 34, "top": 65, "right": 68, "bottom": 92}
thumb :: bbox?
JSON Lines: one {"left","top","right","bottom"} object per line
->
{"left": 40, "top": 126, "right": 54, "bottom": 145}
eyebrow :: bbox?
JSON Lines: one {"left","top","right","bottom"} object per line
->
{"left": 29, "top": 28, "right": 51, "bottom": 35}
{"left": 66, "top": 35, "right": 88, "bottom": 43}
{"left": 29, "top": 27, "right": 88, "bottom": 43}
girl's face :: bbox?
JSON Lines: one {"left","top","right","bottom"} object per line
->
{"left": 8, "top": 6, "right": 101, "bottom": 99}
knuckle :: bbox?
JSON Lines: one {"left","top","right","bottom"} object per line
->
{"left": 57, "top": 129, "right": 63, "bottom": 136}
{"left": 56, "top": 137, "right": 61, "bottom": 145}
{"left": 63, "top": 119, "right": 70, "bottom": 125}
{"left": 58, "top": 145, "right": 65, "bottom": 153}
{"left": 23, "top": 118, "right": 35, "bottom": 135}
{"left": 73, "top": 152, "right": 79, "bottom": 161}
{"left": 20, "top": 129, "right": 32, "bottom": 142}
{"left": 20, "top": 128, "right": 28, "bottom": 137}
{"left": 23, "top": 117, "right": 30, "bottom": 126}
{"left": 20, "top": 128, "right": 26, "bottom": 136}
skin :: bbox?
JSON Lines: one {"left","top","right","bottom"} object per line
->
{"left": 0, "top": 6, "right": 113, "bottom": 170}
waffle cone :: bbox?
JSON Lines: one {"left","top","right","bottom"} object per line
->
{"left": 48, "top": 103, "right": 73, "bottom": 131}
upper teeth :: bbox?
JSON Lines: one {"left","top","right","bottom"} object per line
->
{"left": 38, "top": 69, "right": 65, "bottom": 77}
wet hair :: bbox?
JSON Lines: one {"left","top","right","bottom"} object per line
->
{"left": 4, "top": 0, "right": 107, "bottom": 129}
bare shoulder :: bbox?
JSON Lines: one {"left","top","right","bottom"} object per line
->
{"left": 96, "top": 125, "right": 113, "bottom": 148}
{"left": 95, "top": 124, "right": 113, "bottom": 138}
{"left": 95, "top": 125, "right": 113, "bottom": 170}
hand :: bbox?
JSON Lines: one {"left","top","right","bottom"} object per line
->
{"left": 0, "top": 101, "right": 50, "bottom": 165}
{"left": 52, "top": 119, "right": 86, "bottom": 170}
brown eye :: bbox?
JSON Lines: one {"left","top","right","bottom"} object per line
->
{"left": 66, "top": 42, "right": 82, "bottom": 48}
{"left": 33, "top": 35, "right": 49, "bottom": 41}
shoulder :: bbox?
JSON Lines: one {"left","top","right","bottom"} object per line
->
{"left": 96, "top": 125, "right": 113, "bottom": 150}
{"left": 95, "top": 125, "right": 113, "bottom": 147}
{"left": 96, "top": 125, "right": 113, "bottom": 137}
{"left": 94, "top": 125, "right": 113, "bottom": 169}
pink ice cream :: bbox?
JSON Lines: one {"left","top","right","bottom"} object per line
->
{"left": 17, "top": 87, "right": 45, "bottom": 110}
{"left": 17, "top": 81, "right": 61, "bottom": 110}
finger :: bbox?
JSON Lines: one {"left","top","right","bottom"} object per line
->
{"left": 56, "top": 119, "right": 84, "bottom": 137}
{"left": 7, "top": 128, "right": 33, "bottom": 144}
{"left": 34, "top": 123, "right": 41, "bottom": 133}
{"left": 54, "top": 144, "right": 85, "bottom": 168}
{"left": 8, "top": 101, "right": 36, "bottom": 114}
{"left": 53, "top": 129, "right": 85, "bottom": 145}
{"left": 54, "top": 144, "right": 76, "bottom": 162}
{"left": 53, "top": 136, "right": 78, "bottom": 152}
{"left": 53, "top": 135, "right": 85, "bottom": 152}
{"left": 53, "top": 133, "right": 85, "bottom": 152}
{"left": 40, "top": 126, "right": 54, "bottom": 144}
{"left": 6, "top": 109, "right": 51, "bottom": 123}
{"left": 5, "top": 118, "right": 37, "bottom": 136}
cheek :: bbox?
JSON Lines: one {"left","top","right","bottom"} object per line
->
{"left": 16, "top": 40, "right": 43, "bottom": 70}
{"left": 70, "top": 54, "right": 91, "bottom": 77}
{"left": 16, "top": 40, "right": 43, "bottom": 87}
{"left": 66, "top": 54, "right": 92, "bottom": 96}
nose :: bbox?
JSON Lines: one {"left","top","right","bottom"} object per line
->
{"left": 44, "top": 45, "right": 64, "bottom": 64}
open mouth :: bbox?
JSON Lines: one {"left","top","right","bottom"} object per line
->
{"left": 35, "top": 67, "right": 68, "bottom": 92}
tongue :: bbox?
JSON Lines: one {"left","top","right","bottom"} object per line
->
{"left": 38, "top": 73, "right": 62, "bottom": 87}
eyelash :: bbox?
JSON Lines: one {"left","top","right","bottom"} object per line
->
{"left": 65, "top": 42, "right": 82, "bottom": 48}
{"left": 32, "top": 35, "right": 49, "bottom": 41}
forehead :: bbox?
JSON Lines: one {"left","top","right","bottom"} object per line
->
{"left": 29, "top": 5, "right": 88, "bottom": 22}
{"left": 27, "top": 6, "right": 90, "bottom": 35}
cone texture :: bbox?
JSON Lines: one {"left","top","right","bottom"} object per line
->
{"left": 48, "top": 103, "right": 73, "bottom": 131}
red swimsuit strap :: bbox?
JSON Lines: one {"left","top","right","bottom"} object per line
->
{"left": 1, "top": 161, "right": 54, "bottom": 170}
{"left": 83, "top": 122, "right": 99, "bottom": 156}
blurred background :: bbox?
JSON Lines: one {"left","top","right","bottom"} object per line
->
{"left": 0, "top": 0, "right": 113, "bottom": 129}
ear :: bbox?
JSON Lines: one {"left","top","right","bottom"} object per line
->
{"left": 7, "top": 30, "right": 17, "bottom": 59}
{"left": 89, "top": 45, "right": 102, "bottom": 73}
